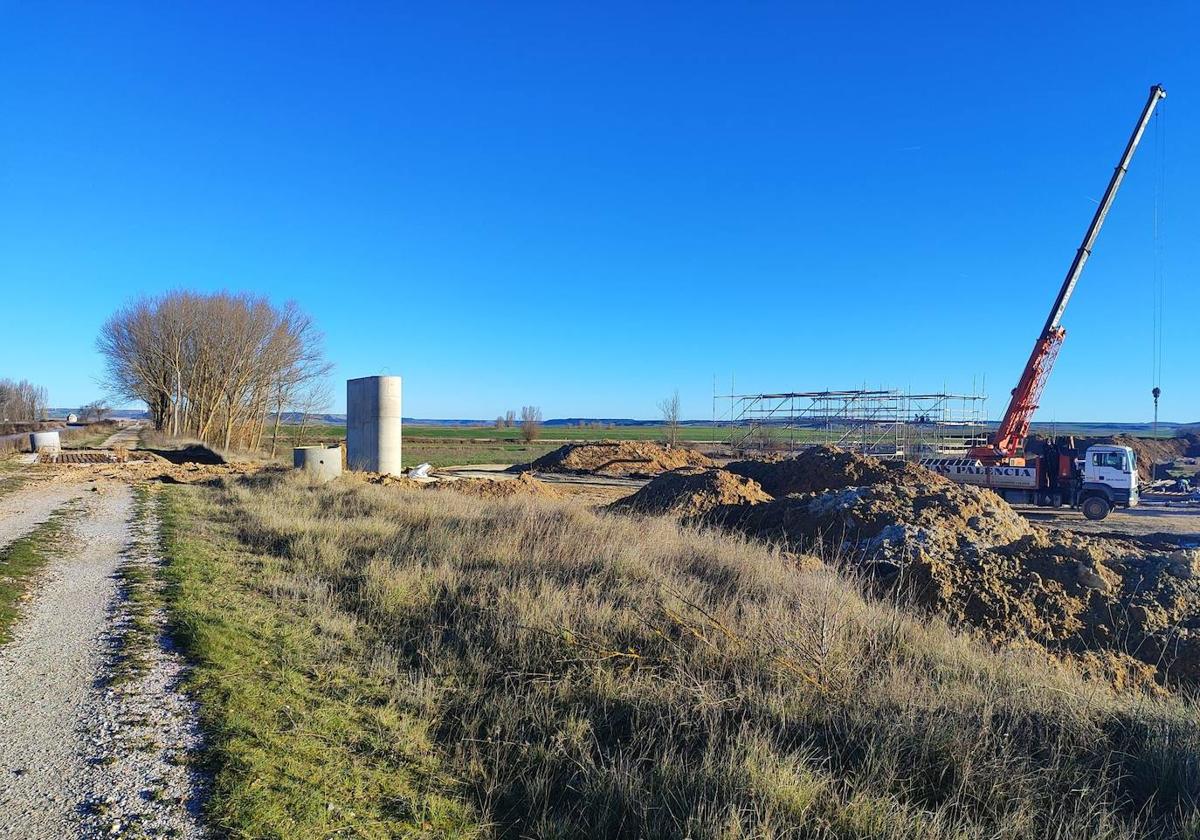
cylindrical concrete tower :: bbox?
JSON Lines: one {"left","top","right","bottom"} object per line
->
{"left": 293, "top": 446, "right": 344, "bottom": 483}
{"left": 346, "top": 376, "right": 402, "bottom": 475}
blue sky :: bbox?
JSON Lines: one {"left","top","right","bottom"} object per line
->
{"left": 1, "top": 2, "right": 1196, "bottom": 422}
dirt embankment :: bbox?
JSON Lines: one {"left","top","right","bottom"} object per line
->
{"left": 608, "top": 468, "right": 771, "bottom": 519}
{"left": 612, "top": 445, "right": 1200, "bottom": 691}
{"left": 726, "top": 447, "right": 941, "bottom": 496}
{"left": 530, "top": 441, "right": 712, "bottom": 478}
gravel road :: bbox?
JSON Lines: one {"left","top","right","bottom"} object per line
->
{"left": 0, "top": 476, "right": 88, "bottom": 549}
{"left": 0, "top": 477, "right": 206, "bottom": 838}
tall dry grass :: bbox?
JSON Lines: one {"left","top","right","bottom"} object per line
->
{"left": 215, "top": 472, "right": 1200, "bottom": 839}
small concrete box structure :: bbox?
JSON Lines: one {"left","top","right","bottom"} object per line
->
{"left": 30, "top": 431, "right": 61, "bottom": 454}
{"left": 293, "top": 446, "right": 343, "bottom": 483}
{"left": 346, "top": 375, "right": 402, "bottom": 476}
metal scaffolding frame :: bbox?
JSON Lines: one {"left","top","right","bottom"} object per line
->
{"left": 721, "top": 388, "right": 989, "bottom": 459}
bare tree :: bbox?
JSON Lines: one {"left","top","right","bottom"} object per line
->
{"left": 288, "top": 380, "right": 333, "bottom": 449}
{"left": 99, "top": 291, "right": 330, "bottom": 452}
{"left": 0, "top": 380, "right": 48, "bottom": 422}
{"left": 495, "top": 415, "right": 506, "bottom": 430}
{"left": 520, "top": 405, "right": 542, "bottom": 443}
{"left": 659, "top": 390, "right": 681, "bottom": 447}
{"left": 505, "top": 409, "right": 516, "bottom": 428}
{"left": 80, "top": 400, "right": 111, "bottom": 422}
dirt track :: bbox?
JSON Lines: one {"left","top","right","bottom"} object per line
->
{"left": 0, "top": 472, "right": 205, "bottom": 838}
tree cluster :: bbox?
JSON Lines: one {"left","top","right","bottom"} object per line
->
{"left": 98, "top": 291, "right": 330, "bottom": 451}
{"left": 0, "top": 379, "right": 47, "bottom": 422}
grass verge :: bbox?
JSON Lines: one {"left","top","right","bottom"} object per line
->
{"left": 158, "top": 485, "right": 478, "bottom": 839}
{"left": 160, "top": 472, "right": 1200, "bottom": 838}
{"left": 108, "top": 485, "right": 164, "bottom": 686}
{"left": 0, "top": 501, "right": 80, "bottom": 645}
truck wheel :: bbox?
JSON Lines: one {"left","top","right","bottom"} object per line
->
{"left": 1082, "top": 496, "right": 1111, "bottom": 521}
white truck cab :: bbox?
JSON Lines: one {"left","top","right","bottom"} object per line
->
{"left": 1077, "top": 444, "right": 1138, "bottom": 520}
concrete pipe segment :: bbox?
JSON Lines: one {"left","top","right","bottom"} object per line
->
{"left": 30, "top": 431, "right": 61, "bottom": 454}
{"left": 346, "top": 375, "right": 403, "bottom": 476}
{"left": 293, "top": 446, "right": 344, "bottom": 483}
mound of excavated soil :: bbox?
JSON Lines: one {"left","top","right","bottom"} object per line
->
{"left": 607, "top": 468, "right": 772, "bottom": 519}
{"left": 726, "top": 447, "right": 943, "bottom": 496}
{"left": 433, "top": 472, "right": 560, "bottom": 499}
{"left": 902, "top": 533, "right": 1200, "bottom": 688}
{"left": 712, "top": 480, "right": 1029, "bottom": 557}
{"left": 531, "top": 442, "right": 712, "bottom": 478}
{"left": 48, "top": 457, "right": 268, "bottom": 484}
{"left": 700, "top": 446, "right": 1200, "bottom": 689}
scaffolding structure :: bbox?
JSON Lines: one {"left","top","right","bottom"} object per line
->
{"left": 721, "top": 389, "right": 989, "bottom": 459}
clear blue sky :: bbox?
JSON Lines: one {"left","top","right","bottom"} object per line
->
{"left": 2, "top": 2, "right": 1196, "bottom": 422}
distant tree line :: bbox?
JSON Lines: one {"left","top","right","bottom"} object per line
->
{"left": 0, "top": 379, "right": 48, "bottom": 422}
{"left": 98, "top": 291, "right": 330, "bottom": 451}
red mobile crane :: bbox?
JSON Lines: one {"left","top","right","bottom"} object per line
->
{"left": 923, "top": 85, "right": 1166, "bottom": 520}
{"left": 970, "top": 84, "right": 1167, "bottom": 465}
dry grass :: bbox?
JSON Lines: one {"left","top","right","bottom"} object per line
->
{"left": 171, "top": 471, "right": 1200, "bottom": 838}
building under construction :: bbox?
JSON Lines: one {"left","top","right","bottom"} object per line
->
{"left": 721, "top": 388, "right": 989, "bottom": 460}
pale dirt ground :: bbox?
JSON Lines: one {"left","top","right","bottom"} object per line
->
{"left": 1018, "top": 504, "right": 1200, "bottom": 544}
{"left": 0, "top": 461, "right": 205, "bottom": 837}
{"left": 437, "top": 463, "right": 644, "bottom": 506}
{"left": 98, "top": 425, "right": 143, "bottom": 451}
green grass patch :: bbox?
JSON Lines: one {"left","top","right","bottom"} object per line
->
{"left": 157, "top": 486, "right": 478, "bottom": 839}
{"left": 0, "top": 501, "right": 80, "bottom": 646}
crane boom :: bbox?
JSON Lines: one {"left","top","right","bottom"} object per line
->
{"left": 976, "top": 84, "right": 1166, "bottom": 462}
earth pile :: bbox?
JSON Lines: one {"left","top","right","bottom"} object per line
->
{"left": 433, "top": 472, "right": 560, "bottom": 499}
{"left": 531, "top": 441, "right": 712, "bottom": 478}
{"left": 607, "top": 468, "right": 772, "bottom": 519}
{"left": 686, "top": 446, "right": 1200, "bottom": 689}
{"left": 726, "top": 447, "right": 934, "bottom": 496}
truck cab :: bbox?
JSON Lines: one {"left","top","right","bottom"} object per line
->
{"left": 1077, "top": 444, "right": 1138, "bottom": 520}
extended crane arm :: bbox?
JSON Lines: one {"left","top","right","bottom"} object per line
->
{"left": 979, "top": 84, "right": 1166, "bottom": 461}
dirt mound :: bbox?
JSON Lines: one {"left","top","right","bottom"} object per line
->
{"left": 48, "top": 458, "right": 267, "bottom": 484}
{"left": 433, "top": 473, "right": 560, "bottom": 499}
{"left": 901, "top": 532, "right": 1200, "bottom": 688}
{"left": 713, "top": 480, "right": 1029, "bottom": 556}
{"left": 726, "top": 446, "right": 944, "bottom": 496}
{"left": 700, "top": 446, "right": 1200, "bottom": 689}
{"left": 531, "top": 442, "right": 712, "bottom": 478}
{"left": 143, "top": 444, "right": 226, "bottom": 465}
{"left": 607, "top": 468, "right": 772, "bottom": 519}
{"left": 712, "top": 467, "right": 1200, "bottom": 688}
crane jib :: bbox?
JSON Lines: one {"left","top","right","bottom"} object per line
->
{"left": 978, "top": 85, "right": 1166, "bottom": 462}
